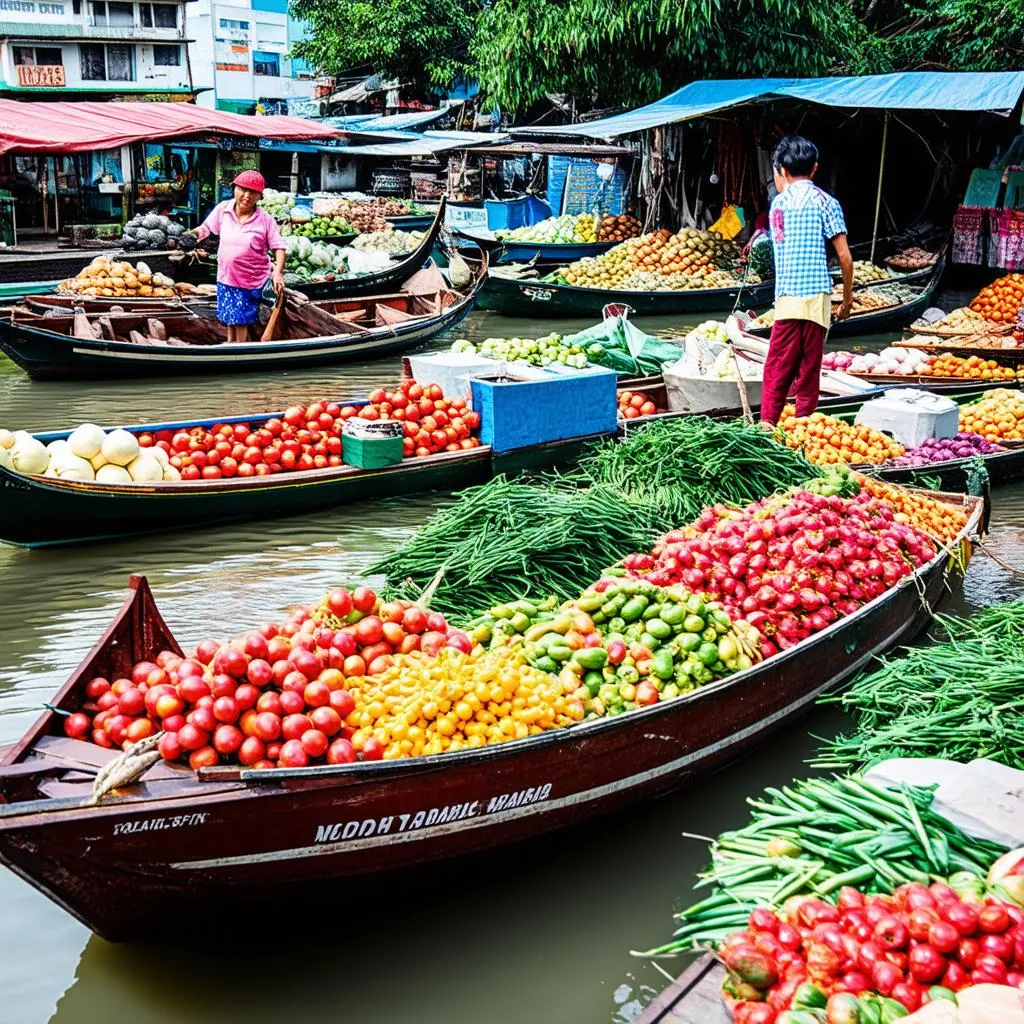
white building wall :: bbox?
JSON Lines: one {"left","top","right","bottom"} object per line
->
{"left": 0, "top": 0, "right": 192, "bottom": 92}
{"left": 185, "top": 0, "right": 312, "bottom": 111}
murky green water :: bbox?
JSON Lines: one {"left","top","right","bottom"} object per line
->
{"left": 1, "top": 310, "right": 1021, "bottom": 1024}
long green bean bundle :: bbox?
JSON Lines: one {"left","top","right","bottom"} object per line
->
{"left": 576, "top": 416, "right": 816, "bottom": 527}
{"left": 369, "top": 476, "right": 667, "bottom": 620}
{"left": 639, "top": 775, "right": 1006, "bottom": 956}
{"left": 814, "top": 600, "right": 1024, "bottom": 771}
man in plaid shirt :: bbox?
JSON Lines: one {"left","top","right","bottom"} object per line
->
{"left": 760, "top": 135, "right": 853, "bottom": 425}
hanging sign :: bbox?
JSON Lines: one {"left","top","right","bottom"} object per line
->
{"left": 16, "top": 64, "right": 65, "bottom": 87}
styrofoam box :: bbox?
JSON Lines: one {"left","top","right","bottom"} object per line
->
{"left": 854, "top": 389, "right": 959, "bottom": 447}
{"left": 405, "top": 351, "right": 608, "bottom": 407}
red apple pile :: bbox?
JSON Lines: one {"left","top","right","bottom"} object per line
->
{"left": 63, "top": 584, "right": 471, "bottom": 771}
{"left": 135, "top": 382, "right": 481, "bottom": 481}
{"left": 360, "top": 379, "right": 482, "bottom": 458}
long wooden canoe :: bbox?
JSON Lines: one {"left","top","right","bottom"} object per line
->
{"left": 0, "top": 493, "right": 983, "bottom": 940}
{"left": 743, "top": 259, "right": 945, "bottom": 340}
{"left": 454, "top": 227, "right": 619, "bottom": 265}
{"left": 476, "top": 270, "right": 775, "bottom": 318}
{"left": 294, "top": 198, "right": 447, "bottom": 300}
{"left": 635, "top": 955, "right": 729, "bottom": 1024}
{"left": 0, "top": 251, "right": 485, "bottom": 381}
{"left": 0, "top": 419, "right": 602, "bottom": 548}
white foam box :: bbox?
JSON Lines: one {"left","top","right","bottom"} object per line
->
{"left": 403, "top": 351, "right": 551, "bottom": 407}
{"left": 854, "top": 388, "right": 959, "bottom": 447}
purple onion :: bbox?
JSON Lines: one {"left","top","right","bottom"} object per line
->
{"left": 886, "top": 432, "right": 1005, "bottom": 466}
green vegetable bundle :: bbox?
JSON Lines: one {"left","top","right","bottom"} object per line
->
{"left": 642, "top": 775, "right": 1006, "bottom": 956}
{"left": 370, "top": 476, "right": 666, "bottom": 621}
{"left": 814, "top": 600, "right": 1024, "bottom": 771}
{"left": 575, "top": 417, "right": 816, "bottom": 527}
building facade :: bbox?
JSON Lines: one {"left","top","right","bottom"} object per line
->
{"left": 0, "top": 0, "right": 195, "bottom": 98}
{"left": 186, "top": 0, "right": 313, "bottom": 113}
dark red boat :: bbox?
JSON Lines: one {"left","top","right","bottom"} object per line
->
{"left": 0, "top": 493, "right": 984, "bottom": 941}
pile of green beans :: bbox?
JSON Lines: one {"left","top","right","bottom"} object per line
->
{"left": 815, "top": 600, "right": 1024, "bottom": 771}
{"left": 641, "top": 775, "right": 1006, "bottom": 956}
{"left": 369, "top": 476, "right": 667, "bottom": 620}
{"left": 575, "top": 416, "right": 816, "bottom": 527}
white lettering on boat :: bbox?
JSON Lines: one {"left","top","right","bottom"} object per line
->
{"left": 311, "top": 784, "right": 552, "bottom": 846}
{"left": 112, "top": 812, "right": 208, "bottom": 836}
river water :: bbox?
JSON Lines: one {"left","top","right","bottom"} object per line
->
{"left": 1, "top": 310, "right": 1022, "bottom": 1024}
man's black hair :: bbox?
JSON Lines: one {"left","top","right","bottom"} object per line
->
{"left": 772, "top": 135, "right": 819, "bottom": 177}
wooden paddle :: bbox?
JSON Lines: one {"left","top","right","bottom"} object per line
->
{"left": 261, "top": 289, "right": 286, "bottom": 342}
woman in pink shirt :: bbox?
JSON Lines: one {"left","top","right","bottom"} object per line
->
{"left": 194, "top": 171, "right": 286, "bottom": 342}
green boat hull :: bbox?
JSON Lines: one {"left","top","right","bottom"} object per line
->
{"left": 477, "top": 272, "right": 775, "bottom": 318}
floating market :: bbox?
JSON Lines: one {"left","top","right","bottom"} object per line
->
{"left": 7, "top": 67, "right": 1024, "bottom": 1024}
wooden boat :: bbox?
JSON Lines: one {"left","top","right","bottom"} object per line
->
{"left": 295, "top": 200, "right": 447, "bottom": 300}
{"left": 742, "top": 259, "right": 944, "bottom": 340}
{"left": 898, "top": 338, "right": 1024, "bottom": 367}
{"left": 18, "top": 295, "right": 210, "bottom": 316}
{"left": 454, "top": 227, "right": 619, "bottom": 265}
{"left": 0, "top": 493, "right": 983, "bottom": 940}
{"left": 0, "top": 247, "right": 183, "bottom": 289}
{"left": 0, "top": 416, "right": 604, "bottom": 548}
{"left": 0, "top": 253, "right": 486, "bottom": 381}
{"left": 635, "top": 955, "right": 728, "bottom": 1024}
{"left": 477, "top": 269, "right": 775, "bottom": 318}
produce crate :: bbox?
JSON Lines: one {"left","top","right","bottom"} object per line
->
{"left": 342, "top": 433, "right": 403, "bottom": 469}
{"left": 469, "top": 368, "right": 618, "bottom": 453}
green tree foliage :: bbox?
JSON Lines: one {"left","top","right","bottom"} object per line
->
{"left": 288, "top": 0, "right": 1024, "bottom": 116}
{"left": 471, "top": 0, "right": 863, "bottom": 113}
{"left": 289, "top": 0, "right": 477, "bottom": 90}
{"left": 848, "top": 0, "right": 1024, "bottom": 73}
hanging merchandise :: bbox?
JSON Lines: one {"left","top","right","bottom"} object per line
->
{"left": 708, "top": 204, "right": 745, "bottom": 240}
{"left": 953, "top": 206, "right": 987, "bottom": 265}
{"left": 991, "top": 209, "right": 1024, "bottom": 271}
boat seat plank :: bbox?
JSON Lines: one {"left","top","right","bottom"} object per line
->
{"left": 635, "top": 956, "right": 729, "bottom": 1024}
{"left": 36, "top": 773, "right": 242, "bottom": 803}
{"left": 33, "top": 735, "right": 180, "bottom": 780}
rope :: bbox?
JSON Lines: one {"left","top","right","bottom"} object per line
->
{"left": 977, "top": 539, "right": 1024, "bottom": 578}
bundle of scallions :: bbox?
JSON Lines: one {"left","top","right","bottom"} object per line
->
{"left": 814, "top": 600, "right": 1024, "bottom": 771}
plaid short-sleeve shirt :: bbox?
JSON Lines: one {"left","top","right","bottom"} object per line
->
{"left": 769, "top": 180, "right": 846, "bottom": 299}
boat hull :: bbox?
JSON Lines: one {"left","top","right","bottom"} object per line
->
{"left": 0, "top": 263, "right": 480, "bottom": 381}
{"left": 477, "top": 272, "right": 775, "bottom": 318}
{"left": 0, "top": 504, "right": 980, "bottom": 939}
{"left": 454, "top": 229, "right": 619, "bottom": 264}
{"left": 294, "top": 200, "right": 447, "bottom": 300}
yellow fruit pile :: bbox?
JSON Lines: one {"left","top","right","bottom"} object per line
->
{"left": 958, "top": 388, "right": 1024, "bottom": 441}
{"left": 557, "top": 227, "right": 744, "bottom": 291}
{"left": 343, "top": 648, "right": 586, "bottom": 760}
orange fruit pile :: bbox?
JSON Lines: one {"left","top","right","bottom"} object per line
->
{"left": 970, "top": 274, "right": 1024, "bottom": 323}
{"left": 927, "top": 354, "right": 1020, "bottom": 380}
{"left": 777, "top": 409, "right": 905, "bottom": 465}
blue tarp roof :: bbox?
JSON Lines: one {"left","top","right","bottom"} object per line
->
{"left": 518, "top": 71, "right": 1024, "bottom": 138}
{"left": 321, "top": 107, "right": 457, "bottom": 133}
{"left": 322, "top": 129, "right": 508, "bottom": 157}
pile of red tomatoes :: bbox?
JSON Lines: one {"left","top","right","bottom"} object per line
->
{"left": 64, "top": 584, "right": 471, "bottom": 770}
{"left": 361, "top": 380, "right": 482, "bottom": 458}
{"left": 135, "top": 381, "right": 481, "bottom": 481}
{"left": 721, "top": 884, "right": 1024, "bottom": 1022}
{"left": 623, "top": 488, "right": 936, "bottom": 657}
